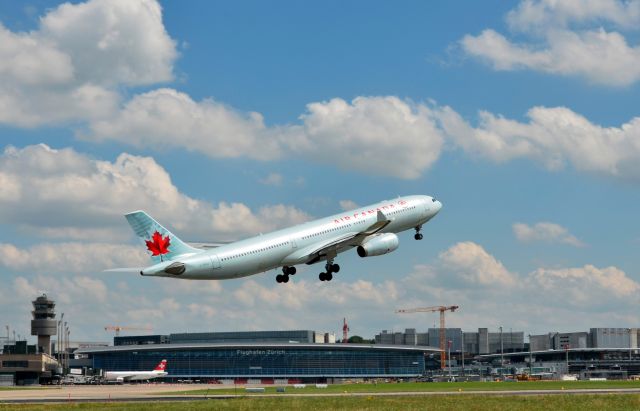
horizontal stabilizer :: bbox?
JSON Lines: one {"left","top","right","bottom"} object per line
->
{"left": 102, "top": 268, "right": 145, "bottom": 273}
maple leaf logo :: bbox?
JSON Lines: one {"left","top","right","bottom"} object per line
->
{"left": 146, "top": 231, "right": 171, "bottom": 256}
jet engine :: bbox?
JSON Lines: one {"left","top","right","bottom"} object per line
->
{"left": 357, "top": 233, "right": 399, "bottom": 257}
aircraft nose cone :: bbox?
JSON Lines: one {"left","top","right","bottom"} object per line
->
{"left": 435, "top": 200, "right": 442, "bottom": 212}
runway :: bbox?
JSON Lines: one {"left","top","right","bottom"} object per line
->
{"left": 2, "top": 384, "right": 640, "bottom": 404}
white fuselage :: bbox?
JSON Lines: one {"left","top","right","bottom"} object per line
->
{"left": 104, "top": 370, "right": 167, "bottom": 382}
{"left": 141, "top": 195, "right": 441, "bottom": 280}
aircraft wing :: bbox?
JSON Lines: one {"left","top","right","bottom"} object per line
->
{"left": 187, "top": 241, "right": 232, "bottom": 249}
{"left": 283, "top": 211, "right": 390, "bottom": 265}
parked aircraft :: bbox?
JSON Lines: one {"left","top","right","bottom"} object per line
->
{"left": 104, "top": 359, "right": 168, "bottom": 382}
{"left": 116, "top": 195, "right": 441, "bottom": 283}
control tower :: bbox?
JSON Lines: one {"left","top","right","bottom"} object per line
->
{"left": 30, "top": 294, "right": 57, "bottom": 355}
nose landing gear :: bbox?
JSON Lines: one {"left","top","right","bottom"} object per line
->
{"left": 414, "top": 225, "right": 423, "bottom": 240}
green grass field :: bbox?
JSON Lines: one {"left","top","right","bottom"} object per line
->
{"left": 162, "top": 380, "right": 640, "bottom": 395}
{"left": 2, "top": 394, "right": 640, "bottom": 411}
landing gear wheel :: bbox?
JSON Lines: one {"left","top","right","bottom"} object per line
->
{"left": 326, "top": 272, "right": 333, "bottom": 281}
{"left": 414, "top": 233, "right": 423, "bottom": 240}
{"left": 319, "top": 272, "right": 326, "bottom": 281}
{"left": 287, "top": 266, "right": 296, "bottom": 275}
{"left": 282, "top": 275, "right": 289, "bottom": 283}
{"left": 276, "top": 274, "right": 284, "bottom": 283}
{"left": 331, "top": 264, "right": 340, "bottom": 273}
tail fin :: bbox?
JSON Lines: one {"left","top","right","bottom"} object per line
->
{"left": 154, "top": 359, "right": 167, "bottom": 371}
{"left": 125, "top": 211, "right": 200, "bottom": 263}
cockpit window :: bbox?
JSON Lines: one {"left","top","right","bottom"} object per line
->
{"left": 432, "top": 198, "right": 437, "bottom": 202}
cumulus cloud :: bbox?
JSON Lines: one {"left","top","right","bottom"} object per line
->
{"left": 506, "top": 0, "right": 640, "bottom": 32}
{"left": 435, "top": 105, "right": 640, "bottom": 181}
{"left": 4, "top": 242, "right": 639, "bottom": 340}
{"left": 85, "top": 93, "right": 445, "bottom": 179}
{"left": 0, "top": 144, "right": 311, "bottom": 241}
{"left": 0, "top": 242, "right": 147, "bottom": 273}
{"left": 39, "top": 0, "right": 177, "bottom": 86}
{"left": 290, "top": 97, "right": 444, "bottom": 179}
{"left": 460, "top": 0, "right": 640, "bottom": 86}
{"left": 403, "top": 241, "right": 640, "bottom": 331}
{"left": 13, "top": 275, "right": 108, "bottom": 305}
{"left": 232, "top": 278, "right": 397, "bottom": 311}
{"left": 513, "top": 222, "right": 586, "bottom": 247}
{"left": 0, "top": 0, "right": 177, "bottom": 126}
{"left": 85, "top": 88, "right": 280, "bottom": 160}
{"left": 259, "top": 173, "right": 284, "bottom": 186}
{"left": 527, "top": 265, "right": 640, "bottom": 306}
{"left": 339, "top": 200, "right": 359, "bottom": 211}
{"left": 437, "top": 242, "right": 517, "bottom": 286}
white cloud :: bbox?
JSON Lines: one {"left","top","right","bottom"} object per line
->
{"left": 402, "top": 241, "right": 640, "bottom": 331}
{"left": 259, "top": 173, "right": 284, "bottom": 186}
{"left": 85, "top": 93, "right": 445, "bottom": 179}
{"left": 339, "top": 200, "right": 359, "bottom": 211}
{"left": 291, "top": 97, "right": 444, "bottom": 179}
{"left": 513, "top": 222, "right": 586, "bottom": 247}
{"left": 437, "top": 242, "right": 517, "bottom": 286}
{"left": 0, "top": 242, "right": 147, "bottom": 273}
{"left": 232, "top": 278, "right": 399, "bottom": 313}
{"left": 0, "top": 144, "right": 311, "bottom": 241}
{"left": 506, "top": 0, "right": 640, "bottom": 32}
{"left": 39, "top": 0, "right": 177, "bottom": 86}
{"left": 460, "top": 0, "right": 640, "bottom": 86}
{"left": 0, "top": 0, "right": 177, "bottom": 126}
{"left": 435, "top": 105, "right": 640, "bottom": 181}
{"left": 13, "top": 275, "right": 108, "bottom": 305}
{"left": 4, "top": 242, "right": 639, "bottom": 341}
{"left": 462, "top": 28, "right": 640, "bottom": 86}
{"left": 527, "top": 265, "right": 640, "bottom": 306}
{"left": 85, "top": 88, "right": 279, "bottom": 161}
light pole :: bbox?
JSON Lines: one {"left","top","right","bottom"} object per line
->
{"left": 66, "top": 327, "right": 70, "bottom": 373}
{"left": 461, "top": 332, "right": 465, "bottom": 376}
{"left": 499, "top": 326, "right": 504, "bottom": 375}
{"left": 528, "top": 334, "right": 532, "bottom": 377}
{"left": 58, "top": 313, "right": 64, "bottom": 371}
{"left": 63, "top": 321, "right": 67, "bottom": 373}
{"left": 448, "top": 340, "right": 453, "bottom": 381}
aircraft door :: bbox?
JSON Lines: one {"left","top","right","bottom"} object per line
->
{"left": 421, "top": 202, "right": 429, "bottom": 218}
{"left": 209, "top": 254, "right": 221, "bottom": 269}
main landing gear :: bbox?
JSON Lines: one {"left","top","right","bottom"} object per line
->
{"left": 276, "top": 266, "right": 296, "bottom": 283}
{"left": 319, "top": 260, "right": 340, "bottom": 282}
{"left": 414, "top": 225, "right": 423, "bottom": 240}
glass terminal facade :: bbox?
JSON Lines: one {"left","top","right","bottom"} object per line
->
{"left": 81, "top": 343, "right": 435, "bottom": 378}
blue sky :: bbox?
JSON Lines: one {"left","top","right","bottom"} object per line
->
{"left": 1, "top": 0, "right": 639, "bottom": 343}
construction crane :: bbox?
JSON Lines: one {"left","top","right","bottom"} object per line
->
{"left": 104, "top": 325, "right": 153, "bottom": 337}
{"left": 342, "top": 318, "right": 350, "bottom": 343}
{"left": 395, "top": 305, "right": 459, "bottom": 369}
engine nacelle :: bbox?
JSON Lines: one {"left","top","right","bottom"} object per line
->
{"left": 357, "top": 233, "right": 399, "bottom": 257}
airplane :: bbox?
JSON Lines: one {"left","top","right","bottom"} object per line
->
{"left": 117, "top": 195, "right": 442, "bottom": 283}
{"left": 104, "top": 359, "right": 168, "bottom": 383}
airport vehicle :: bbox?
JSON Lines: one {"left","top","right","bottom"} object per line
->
{"left": 103, "top": 359, "right": 168, "bottom": 383}
{"left": 116, "top": 195, "right": 442, "bottom": 283}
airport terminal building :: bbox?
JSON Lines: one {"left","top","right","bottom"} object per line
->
{"left": 76, "top": 331, "right": 441, "bottom": 381}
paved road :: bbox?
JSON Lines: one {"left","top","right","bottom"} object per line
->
{"left": 2, "top": 384, "right": 640, "bottom": 403}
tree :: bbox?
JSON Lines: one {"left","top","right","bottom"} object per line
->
{"left": 348, "top": 336, "right": 375, "bottom": 344}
